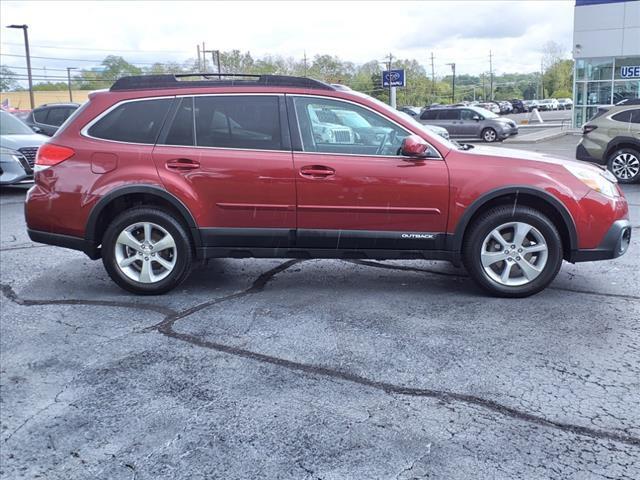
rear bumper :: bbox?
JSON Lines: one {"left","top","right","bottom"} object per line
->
{"left": 576, "top": 143, "right": 605, "bottom": 165}
{"left": 27, "top": 229, "right": 100, "bottom": 259}
{"left": 569, "top": 219, "right": 632, "bottom": 262}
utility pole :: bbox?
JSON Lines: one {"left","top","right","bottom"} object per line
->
{"left": 66, "top": 67, "right": 76, "bottom": 102}
{"left": 430, "top": 52, "right": 435, "bottom": 98}
{"left": 481, "top": 73, "right": 485, "bottom": 100}
{"left": 489, "top": 50, "right": 494, "bottom": 101}
{"left": 540, "top": 59, "right": 544, "bottom": 99}
{"left": 7, "top": 24, "right": 34, "bottom": 109}
{"left": 204, "top": 48, "right": 222, "bottom": 77}
{"left": 446, "top": 62, "right": 456, "bottom": 103}
{"left": 197, "top": 45, "right": 201, "bottom": 72}
{"left": 386, "top": 53, "right": 396, "bottom": 109}
{"left": 202, "top": 42, "right": 206, "bottom": 71}
{"left": 303, "top": 51, "right": 308, "bottom": 77}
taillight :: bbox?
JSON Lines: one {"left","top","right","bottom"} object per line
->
{"left": 35, "top": 143, "right": 75, "bottom": 169}
{"left": 583, "top": 125, "right": 597, "bottom": 135}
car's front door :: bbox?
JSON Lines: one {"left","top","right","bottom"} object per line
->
{"left": 152, "top": 95, "right": 296, "bottom": 249}
{"left": 289, "top": 95, "right": 450, "bottom": 251}
{"left": 458, "top": 109, "right": 481, "bottom": 137}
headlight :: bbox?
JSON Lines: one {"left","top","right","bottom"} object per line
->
{"left": 564, "top": 164, "right": 618, "bottom": 197}
{"left": 0, "top": 147, "right": 25, "bottom": 162}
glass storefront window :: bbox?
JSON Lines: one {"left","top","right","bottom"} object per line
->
{"left": 586, "top": 58, "right": 613, "bottom": 81}
{"left": 575, "top": 82, "right": 586, "bottom": 105}
{"left": 614, "top": 57, "right": 640, "bottom": 80}
{"left": 574, "top": 107, "right": 584, "bottom": 127}
{"left": 575, "top": 59, "right": 586, "bottom": 81}
{"left": 613, "top": 80, "right": 640, "bottom": 103}
{"left": 586, "top": 82, "right": 612, "bottom": 104}
{"left": 586, "top": 106, "right": 600, "bottom": 122}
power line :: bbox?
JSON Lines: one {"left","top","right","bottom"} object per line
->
{"left": 0, "top": 52, "right": 173, "bottom": 65}
{"left": 0, "top": 41, "right": 191, "bottom": 54}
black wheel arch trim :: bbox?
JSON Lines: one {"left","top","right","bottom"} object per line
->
{"left": 448, "top": 185, "right": 578, "bottom": 253}
{"left": 84, "top": 184, "right": 201, "bottom": 247}
{"left": 605, "top": 136, "right": 640, "bottom": 159}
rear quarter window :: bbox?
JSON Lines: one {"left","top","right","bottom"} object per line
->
{"left": 612, "top": 109, "right": 640, "bottom": 124}
{"left": 87, "top": 98, "right": 173, "bottom": 144}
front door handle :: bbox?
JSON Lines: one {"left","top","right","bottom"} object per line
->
{"left": 166, "top": 158, "right": 200, "bottom": 171}
{"left": 300, "top": 165, "right": 335, "bottom": 178}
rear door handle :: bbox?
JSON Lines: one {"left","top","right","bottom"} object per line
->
{"left": 166, "top": 158, "right": 200, "bottom": 171}
{"left": 300, "top": 165, "right": 335, "bottom": 178}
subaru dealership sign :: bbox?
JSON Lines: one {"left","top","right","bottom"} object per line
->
{"left": 620, "top": 65, "right": 640, "bottom": 78}
{"left": 382, "top": 69, "right": 405, "bottom": 87}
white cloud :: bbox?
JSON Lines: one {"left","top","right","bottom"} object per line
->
{"left": 0, "top": 0, "right": 574, "bottom": 79}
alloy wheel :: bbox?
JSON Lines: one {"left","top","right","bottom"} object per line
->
{"left": 611, "top": 152, "right": 640, "bottom": 181}
{"left": 480, "top": 221, "right": 548, "bottom": 287}
{"left": 483, "top": 129, "right": 497, "bottom": 142}
{"left": 114, "top": 222, "right": 177, "bottom": 283}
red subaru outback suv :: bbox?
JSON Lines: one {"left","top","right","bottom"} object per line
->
{"left": 25, "top": 74, "right": 631, "bottom": 297}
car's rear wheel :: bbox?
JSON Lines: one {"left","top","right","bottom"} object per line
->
{"left": 608, "top": 148, "right": 640, "bottom": 184}
{"left": 102, "top": 207, "right": 193, "bottom": 295}
{"left": 482, "top": 128, "right": 498, "bottom": 143}
{"left": 463, "top": 206, "right": 563, "bottom": 297}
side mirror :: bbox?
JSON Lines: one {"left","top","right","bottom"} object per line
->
{"left": 472, "top": 115, "right": 481, "bottom": 121}
{"left": 400, "top": 135, "right": 429, "bottom": 158}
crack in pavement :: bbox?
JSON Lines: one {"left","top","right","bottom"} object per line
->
{"left": 2, "top": 260, "right": 640, "bottom": 448}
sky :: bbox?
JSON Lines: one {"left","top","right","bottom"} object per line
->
{"left": 0, "top": 0, "right": 575, "bottom": 83}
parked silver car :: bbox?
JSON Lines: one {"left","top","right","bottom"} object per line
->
{"left": 418, "top": 106, "right": 518, "bottom": 142}
{"left": 0, "top": 110, "right": 47, "bottom": 185}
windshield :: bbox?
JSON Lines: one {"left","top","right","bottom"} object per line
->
{"left": 0, "top": 111, "right": 34, "bottom": 135}
{"left": 472, "top": 107, "right": 498, "bottom": 119}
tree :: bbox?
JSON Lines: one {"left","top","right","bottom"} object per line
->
{"left": 0, "top": 65, "right": 19, "bottom": 91}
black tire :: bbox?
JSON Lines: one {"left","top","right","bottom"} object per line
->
{"left": 101, "top": 207, "right": 193, "bottom": 295}
{"left": 607, "top": 147, "right": 640, "bottom": 184}
{"left": 462, "top": 206, "right": 563, "bottom": 298}
{"left": 482, "top": 127, "right": 498, "bottom": 143}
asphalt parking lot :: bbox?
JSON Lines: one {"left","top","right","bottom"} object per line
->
{"left": 1, "top": 135, "right": 639, "bottom": 479}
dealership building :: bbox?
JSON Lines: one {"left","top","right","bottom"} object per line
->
{"left": 573, "top": 0, "right": 640, "bottom": 125}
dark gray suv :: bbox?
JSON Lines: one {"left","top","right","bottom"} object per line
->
{"left": 419, "top": 106, "right": 518, "bottom": 142}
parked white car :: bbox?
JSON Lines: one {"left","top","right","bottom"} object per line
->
{"left": 538, "top": 99, "right": 559, "bottom": 111}
{"left": 557, "top": 98, "right": 573, "bottom": 110}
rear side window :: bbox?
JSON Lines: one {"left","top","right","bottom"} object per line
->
{"left": 612, "top": 109, "right": 639, "bottom": 124}
{"left": 194, "top": 96, "right": 281, "bottom": 150}
{"left": 33, "top": 109, "right": 47, "bottom": 123}
{"left": 164, "top": 97, "right": 195, "bottom": 146}
{"left": 420, "top": 110, "right": 438, "bottom": 120}
{"left": 439, "top": 109, "right": 460, "bottom": 120}
{"left": 46, "top": 107, "right": 72, "bottom": 126}
{"left": 87, "top": 98, "right": 172, "bottom": 144}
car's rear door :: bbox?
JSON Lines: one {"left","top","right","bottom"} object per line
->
{"left": 152, "top": 94, "right": 297, "bottom": 249}
{"left": 288, "top": 94, "right": 449, "bottom": 251}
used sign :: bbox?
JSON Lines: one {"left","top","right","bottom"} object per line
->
{"left": 620, "top": 66, "right": 640, "bottom": 78}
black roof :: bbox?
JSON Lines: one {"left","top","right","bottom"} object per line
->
{"left": 110, "top": 73, "right": 336, "bottom": 92}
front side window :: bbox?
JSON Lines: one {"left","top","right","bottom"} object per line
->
{"left": 292, "top": 96, "right": 412, "bottom": 156}
{"left": 87, "top": 98, "right": 173, "bottom": 144}
{"left": 194, "top": 96, "right": 281, "bottom": 150}
{"left": 460, "top": 109, "right": 476, "bottom": 121}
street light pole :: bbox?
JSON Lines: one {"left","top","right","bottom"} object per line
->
{"left": 446, "top": 63, "right": 456, "bottom": 103}
{"left": 66, "top": 67, "right": 76, "bottom": 102}
{"left": 6, "top": 24, "right": 34, "bottom": 109}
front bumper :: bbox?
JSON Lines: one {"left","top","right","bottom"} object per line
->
{"left": 570, "top": 219, "right": 632, "bottom": 262}
{"left": 0, "top": 154, "right": 32, "bottom": 185}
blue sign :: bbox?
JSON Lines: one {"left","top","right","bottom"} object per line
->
{"left": 620, "top": 65, "right": 640, "bottom": 78}
{"left": 382, "top": 69, "right": 405, "bottom": 87}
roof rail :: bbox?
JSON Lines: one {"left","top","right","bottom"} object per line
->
{"left": 110, "top": 73, "right": 336, "bottom": 92}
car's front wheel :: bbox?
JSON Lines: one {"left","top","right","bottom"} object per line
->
{"left": 102, "top": 207, "right": 193, "bottom": 295}
{"left": 482, "top": 128, "right": 498, "bottom": 143}
{"left": 608, "top": 148, "right": 640, "bottom": 184}
{"left": 463, "top": 206, "right": 563, "bottom": 297}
